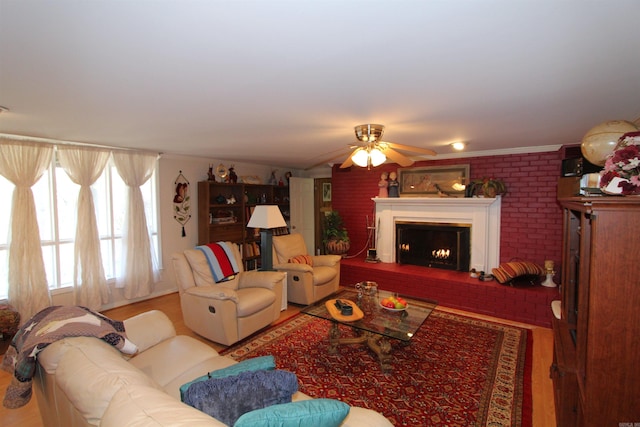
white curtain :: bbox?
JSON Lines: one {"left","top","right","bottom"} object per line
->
{"left": 0, "top": 141, "right": 53, "bottom": 322}
{"left": 112, "top": 151, "right": 159, "bottom": 299}
{"left": 57, "top": 145, "right": 111, "bottom": 309}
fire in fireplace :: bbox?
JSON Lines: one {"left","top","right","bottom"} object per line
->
{"left": 396, "top": 221, "right": 471, "bottom": 271}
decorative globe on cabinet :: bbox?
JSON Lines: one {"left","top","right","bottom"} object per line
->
{"left": 581, "top": 120, "right": 638, "bottom": 166}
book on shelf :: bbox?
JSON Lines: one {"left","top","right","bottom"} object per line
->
{"left": 243, "top": 242, "right": 253, "bottom": 257}
{"left": 242, "top": 242, "right": 261, "bottom": 257}
{"left": 272, "top": 226, "right": 290, "bottom": 236}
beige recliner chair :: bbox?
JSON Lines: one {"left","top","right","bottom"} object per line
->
{"left": 272, "top": 233, "right": 341, "bottom": 305}
{"left": 172, "top": 242, "right": 285, "bottom": 345}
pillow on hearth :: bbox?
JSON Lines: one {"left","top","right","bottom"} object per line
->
{"left": 179, "top": 355, "right": 276, "bottom": 401}
{"left": 234, "top": 398, "right": 350, "bottom": 427}
{"left": 182, "top": 369, "right": 298, "bottom": 426}
{"left": 492, "top": 261, "right": 545, "bottom": 284}
{"left": 288, "top": 254, "right": 314, "bottom": 266}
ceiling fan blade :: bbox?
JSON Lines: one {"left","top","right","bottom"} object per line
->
{"left": 305, "top": 152, "right": 350, "bottom": 170}
{"left": 384, "top": 141, "right": 436, "bottom": 156}
{"left": 305, "top": 145, "right": 356, "bottom": 170}
{"left": 339, "top": 149, "right": 357, "bottom": 168}
{"left": 382, "top": 148, "right": 415, "bottom": 167}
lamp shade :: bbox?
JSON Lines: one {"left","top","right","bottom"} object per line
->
{"left": 247, "top": 205, "right": 286, "bottom": 229}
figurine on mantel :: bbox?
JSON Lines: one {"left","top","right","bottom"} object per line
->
{"left": 388, "top": 171, "right": 399, "bottom": 197}
{"left": 377, "top": 172, "right": 388, "bottom": 198}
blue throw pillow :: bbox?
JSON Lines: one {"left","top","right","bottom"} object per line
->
{"left": 234, "top": 399, "right": 350, "bottom": 427}
{"left": 180, "top": 355, "right": 275, "bottom": 401}
{"left": 183, "top": 369, "right": 298, "bottom": 426}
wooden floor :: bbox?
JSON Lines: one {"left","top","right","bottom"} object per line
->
{"left": 0, "top": 292, "right": 556, "bottom": 427}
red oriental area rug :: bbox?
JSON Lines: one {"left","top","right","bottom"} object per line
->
{"left": 222, "top": 310, "right": 532, "bottom": 427}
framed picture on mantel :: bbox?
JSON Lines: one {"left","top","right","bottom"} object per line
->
{"left": 398, "top": 164, "right": 469, "bottom": 197}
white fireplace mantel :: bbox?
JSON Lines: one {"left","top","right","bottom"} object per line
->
{"left": 373, "top": 197, "right": 501, "bottom": 272}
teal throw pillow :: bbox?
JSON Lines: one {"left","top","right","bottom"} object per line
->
{"left": 234, "top": 398, "right": 350, "bottom": 427}
{"left": 180, "top": 355, "right": 275, "bottom": 401}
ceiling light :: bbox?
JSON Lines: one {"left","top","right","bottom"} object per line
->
{"left": 351, "top": 145, "right": 387, "bottom": 168}
{"left": 451, "top": 141, "right": 465, "bottom": 151}
{"left": 350, "top": 124, "right": 388, "bottom": 168}
{"left": 369, "top": 148, "right": 386, "bottom": 166}
{"left": 351, "top": 148, "right": 369, "bottom": 167}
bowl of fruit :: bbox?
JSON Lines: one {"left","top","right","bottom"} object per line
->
{"left": 379, "top": 295, "right": 408, "bottom": 311}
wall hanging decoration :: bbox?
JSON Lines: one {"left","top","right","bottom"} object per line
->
{"left": 173, "top": 171, "right": 191, "bottom": 237}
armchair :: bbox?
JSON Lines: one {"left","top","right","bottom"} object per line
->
{"left": 172, "top": 242, "right": 285, "bottom": 345}
{"left": 272, "top": 233, "right": 341, "bottom": 305}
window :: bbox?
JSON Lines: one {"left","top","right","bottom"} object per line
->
{"left": 0, "top": 158, "right": 159, "bottom": 300}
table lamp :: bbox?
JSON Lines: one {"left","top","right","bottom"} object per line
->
{"left": 247, "top": 205, "right": 287, "bottom": 271}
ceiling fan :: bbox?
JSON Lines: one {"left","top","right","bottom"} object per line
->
{"left": 307, "top": 124, "right": 437, "bottom": 170}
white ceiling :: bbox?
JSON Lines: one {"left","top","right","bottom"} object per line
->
{"left": 1, "top": 0, "right": 639, "bottom": 170}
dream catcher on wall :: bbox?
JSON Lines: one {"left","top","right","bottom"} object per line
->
{"left": 173, "top": 171, "right": 191, "bottom": 237}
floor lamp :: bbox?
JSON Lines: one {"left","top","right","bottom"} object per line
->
{"left": 247, "top": 205, "right": 287, "bottom": 271}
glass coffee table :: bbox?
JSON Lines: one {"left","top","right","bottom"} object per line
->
{"left": 301, "top": 288, "right": 437, "bottom": 371}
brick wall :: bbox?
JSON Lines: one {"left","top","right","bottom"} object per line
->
{"left": 332, "top": 150, "right": 564, "bottom": 269}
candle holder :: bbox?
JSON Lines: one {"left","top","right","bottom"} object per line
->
{"left": 541, "top": 260, "right": 558, "bottom": 288}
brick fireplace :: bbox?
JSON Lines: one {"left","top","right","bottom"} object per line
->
{"left": 373, "top": 197, "right": 501, "bottom": 273}
{"left": 339, "top": 195, "right": 557, "bottom": 327}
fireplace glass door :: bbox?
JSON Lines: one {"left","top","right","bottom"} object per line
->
{"left": 396, "top": 222, "right": 471, "bottom": 271}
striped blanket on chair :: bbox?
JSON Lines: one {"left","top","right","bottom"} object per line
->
{"left": 196, "top": 242, "right": 240, "bottom": 283}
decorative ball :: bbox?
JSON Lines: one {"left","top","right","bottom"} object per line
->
{"left": 581, "top": 120, "right": 638, "bottom": 166}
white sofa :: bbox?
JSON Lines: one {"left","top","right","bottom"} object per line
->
{"left": 33, "top": 309, "right": 393, "bottom": 427}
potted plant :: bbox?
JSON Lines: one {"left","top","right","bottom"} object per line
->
{"left": 468, "top": 177, "right": 507, "bottom": 198}
{"left": 323, "top": 210, "right": 350, "bottom": 256}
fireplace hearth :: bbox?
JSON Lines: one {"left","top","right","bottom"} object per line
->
{"left": 396, "top": 222, "right": 471, "bottom": 271}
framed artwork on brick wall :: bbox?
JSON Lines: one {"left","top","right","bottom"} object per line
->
{"left": 398, "top": 164, "right": 469, "bottom": 197}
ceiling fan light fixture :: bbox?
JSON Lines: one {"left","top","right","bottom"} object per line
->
{"left": 369, "top": 148, "right": 386, "bottom": 166}
{"left": 351, "top": 148, "right": 369, "bottom": 167}
{"left": 355, "top": 124, "right": 384, "bottom": 143}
